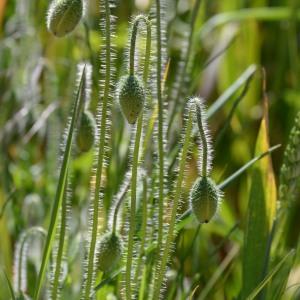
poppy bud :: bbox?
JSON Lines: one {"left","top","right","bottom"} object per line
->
{"left": 47, "top": 0, "right": 83, "bottom": 37}
{"left": 117, "top": 75, "right": 145, "bottom": 124}
{"left": 190, "top": 176, "right": 221, "bottom": 224}
{"left": 97, "top": 232, "right": 123, "bottom": 272}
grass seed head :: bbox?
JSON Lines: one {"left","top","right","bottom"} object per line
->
{"left": 190, "top": 176, "right": 220, "bottom": 224}
{"left": 117, "top": 75, "right": 145, "bottom": 124}
{"left": 76, "top": 110, "right": 96, "bottom": 153}
{"left": 47, "top": 0, "right": 83, "bottom": 37}
{"left": 97, "top": 232, "right": 123, "bottom": 272}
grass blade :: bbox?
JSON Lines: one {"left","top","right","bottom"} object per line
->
{"left": 198, "top": 245, "right": 239, "bottom": 300}
{"left": 199, "top": 7, "right": 300, "bottom": 39}
{"left": 246, "top": 250, "right": 295, "bottom": 300}
{"left": 207, "top": 65, "right": 257, "bottom": 118}
{"left": 33, "top": 67, "right": 86, "bottom": 300}
{"left": 2, "top": 268, "right": 16, "bottom": 300}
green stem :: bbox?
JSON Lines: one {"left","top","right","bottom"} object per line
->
{"left": 155, "top": 0, "right": 165, "bottom": 260}
{"left": 126, "top": 113, "right": 143, "bottom": 300}
{"left": 125, "top": 14, "right": 151, "bottom": 300}
{"left": 194, "top": 99, "right": 208, "bottom": 177}
{"left": 133, "top": 178, "right": 148, "bottom": 284}
{"left": 51, "top": 180, "right": 68, "bottom": 300}
{"left": 112, "top": 181, "right": 130, "bottom": 235}
{"left": 168, "top": 0, "right": 202, "bottom": 134}
{"left": 34, "top": 68, "right": 85, "bottom": 300}
{"left": 18, "top": 228, "right": 46, "bottom": 294}
{"left": 152, "top": 105, "right": 194, "bottom": 299}
{"left": 83, "top": 1, "right": 111, "bottom": 298}
{"left": 153, "top": 109, "right": 193, "bottom": 300}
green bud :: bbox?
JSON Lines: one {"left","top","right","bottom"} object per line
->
{"left": 76, "top": 110, "right": 96, "bottom": 153}
{"left": 190, "top": 176, "right": 220, "bottom": 224}
{"left": 97, "top": 232, "right": 123, "bottom": 272}
{"left": 47, "top": 0, "right": 83, "bottom": 37}
{"left": 117, "top": 75, "right": 145, "bottom": 124}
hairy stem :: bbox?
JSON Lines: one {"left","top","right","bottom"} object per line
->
{"left": 51, "top": 181, "right": 68, "bottom": 300}
{"left": 125, "top": 14, "right": 151, "bottom": 300}
{"left": 168, "top": 0, "right": 202, "bottom": 134}
{"left": 133, "top": 178, "right": 148, "bottom": 284}
{"left": 152, "top": 105, "right": 194, "bottom": 299}
{"left": 195, "top": 100, "right": 208, "bottom": 177}
{"left": 155, "top": 0, "right": 165, "bottom": 259}
{"left": 112, "top": 181, "right": 130, "bottom": 234}
{"left": 83, "top": 1, "right": 111, "bottom": 298}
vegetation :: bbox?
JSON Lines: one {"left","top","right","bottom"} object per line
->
{"left": 0, "top": 0, "right": 300, "bottom": 299}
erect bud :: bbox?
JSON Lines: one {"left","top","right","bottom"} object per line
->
{"left": 97, "top": 232, "right": 123, "bottom": 272}
{"left": 117, "top": 75, "right": 145, "bottom": 124}
{"left": 47, "top": 0, "right": 83, "bottom": 37}
{"left": 190, "top": 176, "right": 221, "bottom": 224}
{"left": 76, "top": 110, "right": 96, "bottom": 153}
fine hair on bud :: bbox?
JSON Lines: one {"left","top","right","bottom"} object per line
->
{"left": 189, "top": 97, "right": 222, "bottom": 224}
{"left": 117, "top": 75, "right": 145, "bottom": 124}
{"left": 189, "top": 176, "right": 221, "bottom": 223}
{"left": 76, "top": 110, "right": 96, "bottom": 153}
{"left": 97, "top": 231, "right": 123, "bottom": 272}
{"left": 47, "top": 0, "right": 83, "bottom": 37}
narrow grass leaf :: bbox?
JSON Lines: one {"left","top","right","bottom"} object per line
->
{"left": 207, "top": 65, "right": 256, "bottom": 118}
{"left": 33, "top": 67, "right": 86, "bottom": 300}
{"left": 2, "top": 268, "right": 16, "bottom": 300}
{"left": 246, "top": 249, "right": 295, "bottom": 300}
{"left": 199, "top": 7, "right": 300, "bottom": 39}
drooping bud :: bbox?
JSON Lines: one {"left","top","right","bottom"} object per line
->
{"left": 190, "top": 176, "right": 221, "bottom": 224}
{"left": 117, "top": 75, "right": 145, "bottom": 124}
{"left": 47, "top": 0, "right": 83, "bottom": 37}
{"left": 76, "top": 110, "right": 96, "bottom": 153}
{"left": 97, "top": 232, "right": 123, "bottom": 272}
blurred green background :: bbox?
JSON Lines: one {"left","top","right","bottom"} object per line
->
{"left": 0, "top": 0, "right": 300, "bottom": 299}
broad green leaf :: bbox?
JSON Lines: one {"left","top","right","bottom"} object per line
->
{"left": 242, "top": 93, "right": 277, "bottom": 298}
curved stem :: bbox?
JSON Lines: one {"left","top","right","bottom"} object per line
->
{"left": 17, "top": 227, "right": 46, "bottom": 294}
{"left": 152, "top": 104, "right": 194, "bottom": 299}
{"left": 125, "top": 14, "right": 152, "bottom": 300}
{"left": 112, "top": 181, "right": 130, "bottom": 235}
{"left": 194, "top": 99, "right": 208, "bottom": 177}
{"left": 129, "top": 15, "right": 152, "bottom": 78}
{"left": 83, "top": 0, "right": 111, "bottom": 298}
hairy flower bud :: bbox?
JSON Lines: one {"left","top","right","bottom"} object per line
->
{"left": 190, "top": 176, "right": 221, "bottom": 224}
{"left": 47, "top": 0, "right": 83, "bottom": 37}
{"left": 97, "top": 232, "right": 123, "bottom": 272}
{"left": 117, "top": 75, "right": 145, "bottom": 124}
{"left": 76, "top": 110, "right": 96, "bottom": 153}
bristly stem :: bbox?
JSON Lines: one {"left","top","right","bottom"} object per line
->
{"left": 112, "top": 181, "right": 130, "bottom": 235}
{"left": 125, "top": 14, "right": 151, "bottom": 300}
{"left": 133, "top": 177, "right": 148, "bottom": 284}
{"left": 152, "top": 102, "right": 194, "bottom": 299}
{"left": 194, "top": 98, "right": 208, "bottom": 177}
{"left": 51, "top": 178, "right": 68, "bottom": 300}
{"left": 83, "top": 0, "right": 111, "bottom": 298}
{"left": 16, "top": 227, "right": 46, "bottom": 295}
{"left": 155, "top": 0, "right": 165, "bottom": 261}
{"left": 168, "top": 0, "right": 202, "bottom": 135}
